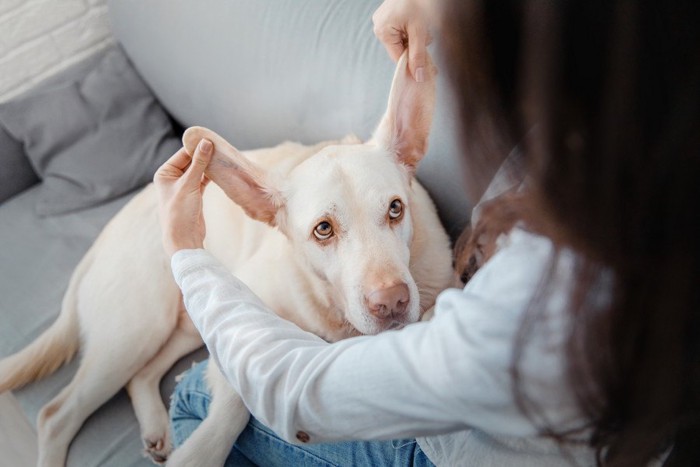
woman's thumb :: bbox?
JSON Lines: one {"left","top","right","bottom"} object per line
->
{"left": 187, "top": 139, "right": 213, "bottom": 181}
{"left": 408, "top": 24, "right": 429, "bottom": 83}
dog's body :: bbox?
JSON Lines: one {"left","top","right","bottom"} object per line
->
{"left": 0, "top": 53, "right": 454, "bottom": 467}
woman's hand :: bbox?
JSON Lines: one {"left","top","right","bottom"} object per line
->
{"left": 372, "top": 0, "right": 432, "bottom": 82}
{"left": 154, "top": 139, "right": 213, "bottom": 257}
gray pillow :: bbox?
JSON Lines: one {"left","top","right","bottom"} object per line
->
{"left": 0, "top": 123, "right": 39, "bottom": 203}
{"left": 0, "top": 47, "right": 180, "bottom": 216}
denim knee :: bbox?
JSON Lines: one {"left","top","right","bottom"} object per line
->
{"left": 169, "top": 360, "right": 211, "bottom": 447}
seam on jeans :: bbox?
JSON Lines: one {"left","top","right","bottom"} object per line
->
{"left": 392, "top": 439, "right": 416, "bottom": 449}
{"left": 182, "top": 390, "right": 213, "bottom": 401}
{"left": 249, "top": 422, "right": 340, "bottom": 467}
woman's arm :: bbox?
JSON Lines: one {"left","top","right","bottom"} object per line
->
{"left": 172, "top": 229, "right": 581, "bottom": 444}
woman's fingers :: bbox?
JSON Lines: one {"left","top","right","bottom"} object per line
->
{"left": 154, "top": 141, "right": 212, "bottom": 256}
{"left": 372, "top": 0, "right": 432, "bottom": 81}
{"left": 375, "top": 25, "right": 405, "bottom": 62}
{"left": 155, "top": 147, "right": 192, "bottom": 181}
{"left": 407, "top": 23, "right": 430, "bottom": 82}
{"left": 154, "top": 139, "right": 213, "bottom": 188}
{"left": 183, "top": 139, "right": 213, "bottom": 187}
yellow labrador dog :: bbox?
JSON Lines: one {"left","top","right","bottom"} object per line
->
{"left": 0, "top": 53, "right": 453, "bottom": 467}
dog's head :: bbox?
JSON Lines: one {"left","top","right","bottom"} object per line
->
{"left": 184, "top": 53, "right": 436, "bottom": 335}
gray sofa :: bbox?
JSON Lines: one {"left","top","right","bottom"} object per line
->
{"left": 0, "top": 1, "right": 470, "bottom": 465}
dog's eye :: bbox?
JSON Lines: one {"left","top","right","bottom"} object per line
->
{"left": 313, "top": 221, "right": 334, "bottom": 240}
{"left": 389, "top": 199, "right": 403, "bottom": 220}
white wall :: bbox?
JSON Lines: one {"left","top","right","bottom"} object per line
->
{"left": 0, "top": 0, "right": 114, "bottom": 103}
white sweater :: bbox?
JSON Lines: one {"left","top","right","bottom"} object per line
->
{"left": 172, "top": 228, "right": 600, "bottom": 466}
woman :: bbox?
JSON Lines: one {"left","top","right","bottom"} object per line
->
{"left": 157, "top": 0, "right": 700, "bottom": 465}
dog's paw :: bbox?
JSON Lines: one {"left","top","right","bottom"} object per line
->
{"left": 142, "top": 435, "right": 171, "bottom": 465}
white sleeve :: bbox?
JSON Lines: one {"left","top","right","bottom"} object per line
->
{"left": 171, "top": 229, "right": 581, "bottom": 444}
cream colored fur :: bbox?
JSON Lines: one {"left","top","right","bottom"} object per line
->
{"left": 0, "top": 53, "right": 454, "bottom": 467}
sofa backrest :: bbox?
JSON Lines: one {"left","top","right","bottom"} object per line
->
{"left": 107, "top": 0, "right": 471, "bottom": 239}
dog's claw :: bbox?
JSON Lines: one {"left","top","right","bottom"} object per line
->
{"left": 146, "top": 439, "right": 164, "bottom": 451}
{"left": 143, "top": 437, "right": 169, "bottom": 465}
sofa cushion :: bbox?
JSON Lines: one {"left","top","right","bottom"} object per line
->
{"left": 0, "top": 47, "right": 180, "bottom": 216}
{"left": 0, "top": 122, "right": 39, "bottom": 203}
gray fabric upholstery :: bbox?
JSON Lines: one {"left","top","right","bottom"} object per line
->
{"left": 107, "top": 0, "right": 471, "bottom": 238}
{"left": 0, "top": 123, "right": 39, "bottom": 203}
{"left": 0, "top": 49, "right": 105, "bottom": 205}
{"left": 0, "top": 47, "right": 181, "bottom": 216}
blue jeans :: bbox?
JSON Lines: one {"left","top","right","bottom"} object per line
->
{"left": 170, "top": 360, "right": 435, "bottom": 467}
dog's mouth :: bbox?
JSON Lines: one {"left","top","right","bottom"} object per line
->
{"left": 387, "top": 321, "right": 406, "bottom": 331}
{"left": 350, "top": 313, "right": 412, "bottom": 336}
{"left": 376, "top": 316, "right": 409, "bottom": 332}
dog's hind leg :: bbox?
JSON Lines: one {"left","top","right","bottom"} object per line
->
{"left": 166, "top": 363, "right": 249, "bottom": 467}
{"left": 36, "top": 349, "right": 151, "bottom": 467}
{"left": 36, "top": 301, "right": 177, "bottom": 467}
{"left": 128, "top": 307, "right": 203, "bottom": 464}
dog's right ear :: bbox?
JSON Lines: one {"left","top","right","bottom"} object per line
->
{"left": 183, "top": 127, "right": 283, "bottom": 226}
{"left": 370, "top": 51, "right": 437, "bottom": 174}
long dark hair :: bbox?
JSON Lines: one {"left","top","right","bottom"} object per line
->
{"left": 440, "top": 1, "right": 700, "bottom": 466}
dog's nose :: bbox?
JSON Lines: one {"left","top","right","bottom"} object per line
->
{"left": 366, "top": 283, "right": 410, "bottom": 319}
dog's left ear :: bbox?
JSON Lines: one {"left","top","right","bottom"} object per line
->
{"left": 183, "top": 126, "right": 283, "bottom": 226}
{"left": 371, "top": 52, "right": 437, "bottom": 174}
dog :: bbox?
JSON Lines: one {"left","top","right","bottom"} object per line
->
{"left": 0, "top": 52, "right": 454, "bottom": 467}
